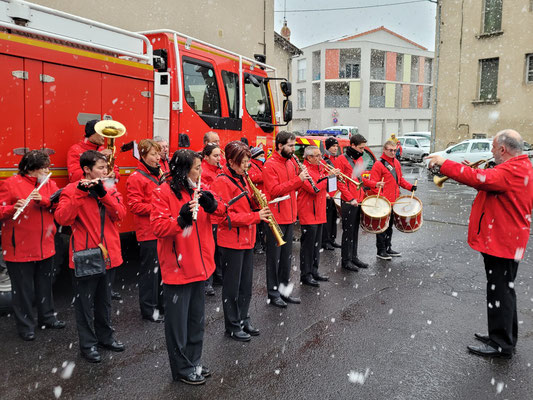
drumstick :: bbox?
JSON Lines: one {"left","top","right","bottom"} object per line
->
{"left": 375, "top": 178, "right": 384, "bottom": 206}
{"left": 410, "top": 179, "right": 418, "bottom": 200}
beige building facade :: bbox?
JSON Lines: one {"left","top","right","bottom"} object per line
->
{"left": 434, "top": 0, "right": 533, "bottom": 149}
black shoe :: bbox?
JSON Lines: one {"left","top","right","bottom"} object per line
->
{"left": 178, "top": 372, "right": 206, "bottom": 385}
{"left": 331, "top": 242, "right": 342, "bottom": 248}
{"left": 81, "top": 346, "right": 102, "bottom": 363}
{"left": 313, "top": 273, "right": 329, "bottom": 282}
{"left": 474, "top": 332, "right": 490, "bottom": 344}
{"left": 98, "top": 340, "right": 125, "bottom": 352}
{"left": 342, "top": 261, "right": 359, "bottom": 272}
{"left": 254, "top": 248, "right": 265, "bottom": 255}
{"left": 205, "top": 284, "right": 215, "bottom": 296}
{"left": 322, "top": 243, "right": 335, "bottom": 251}
{"left": 301, "top": 276, "right": 320, "bottom": 287}
{"left": 386, "top": 248, "right": 402, "bottom": 257}
{"left": 226, "top": 330, "right": 251, "bottom": 342}
{"left": 467, "top": 343, "right": 512, "bottom": 359}
{"left": 142, "top": 314, "right": 164, "bottom": 323}
{"left": 20, "top": 332, "right": 35, "bottom": 341}
{"left": 269, "top": 297, "right": 287, "bottom": 308}
{"left": 352, "top": 257, "right": 369, "bottom": 269}
{"left": 243, "top": 323, "right": 260, "bottom": 336}
{"left": 42, "top": 320, "right": 66, "bottom": 329}
{"left": 281, "top": 295, "right": 301, "bottom": 304}
{"left": 200, "top": 366, "right": 212, "bottom": 378}
{"left": 111, "top": 291, "right": 122, "bottom": 301}
{"left": 377, "top": 250, "right": 392, "bottom": 260}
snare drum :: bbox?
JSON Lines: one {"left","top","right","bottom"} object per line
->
{"left": 392, "top": 195, "right": 423, "bottom": 233}
{"left": 360, "top": 195, "right": 391, "bottom": 234}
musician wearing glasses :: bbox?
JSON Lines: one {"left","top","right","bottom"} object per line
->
{"left": 55, "top": 150, "right": 126, "bottom": 363}
{"left": 369, "top": 141, "right": 416, "bottom": 261}
{"left": 126, "top": 139, "right": 165, "bottom": 323}
{"left": 426, "top": 129, "right": 533, "bottom": 359}
{"left": 262, "top": 131, "right": 310, "bottom": 308}
{"left": 211, "top": 141, "right": 272, "bottom": 342}
{"left": 297, "top": 146, "right": 332, "bottom": 287}
{"left": 0, "top": 150, "right": 64, "bottom": 341}
{"left": 322, "top": 137, "right": 341, "bottom": 251}
{"left": 150, "top": 150, "right": 223, "bottom": 385}
{"left": 335, "top": 134, "right": 383, "bottom": 271}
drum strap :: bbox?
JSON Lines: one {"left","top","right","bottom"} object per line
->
{"left": 343, "top": 154, "right": 362, "bottom": 181}
{"left": 381, "top": 159, "right": 398, "bottom": 184}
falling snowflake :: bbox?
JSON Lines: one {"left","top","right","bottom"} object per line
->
{"left": 347, "top": 368, "right": 370, "bottom": 385}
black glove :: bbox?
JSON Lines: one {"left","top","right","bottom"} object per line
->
{"left": 91, "top": 180, "right": 107, "bottom": 198}
{"left": 77, "top": 181, "right": 90, "bottom": 192}
{"left": 198, "top": 190, "right": 218, "bottom": 214}
{"left": 411, "top": 185, "right": 417, "bottom": 192}
{"left": 177, "top": 202, "right": 193, "bottom": 229}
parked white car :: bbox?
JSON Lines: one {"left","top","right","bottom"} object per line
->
{"left": 403, "top": 131, "right": 431, "bottom": 140}
{"left": 397, "top": 136, "right": 430, "bottom": 163}
{"left": 426, "top": 139, "right": 493, "bottom": 166}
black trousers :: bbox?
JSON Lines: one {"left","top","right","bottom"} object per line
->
{"left": 71, "top": 270, "right": 115, "bottom": 352}
{"left": 266, "top": 223, "right": 293, "bottom": 299}
{"left": 254, "top": 221, "right": 267, "bottom": 251}
{"left": 482, "top": 253, "right": 519, "bottom": 354}
{"left": 322, "top": 198, "right": 338, "bottom": 245}
{"left": 300, "top": 224, "right": 323, "bottom": 279}
{"left": 376, "top": 216, "right": 393, "bottom": 252}
{"left": 207, "top": 225, "right": 222, "bottom": 286}
{"left": 341, "top": 202, "right": 361, "bottom": 265}
{"left": 138, "top": 240, "right": 164, "bottom": 318}
{"left": 6, "top": 257, "right": 57, "bottom": 335}
{"left": 163, "top": 281, "right": 205, "bottom": 379}
{"left": 219, "top": 247, "right": 253, "bottom": 333}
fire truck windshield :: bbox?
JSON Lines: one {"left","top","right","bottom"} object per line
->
{"left": 245, "top": 75, "right": 272, "bottom": 127}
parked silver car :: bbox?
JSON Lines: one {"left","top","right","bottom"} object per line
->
{"left": 397, "top": 136, "right": 430, "bottom": 162}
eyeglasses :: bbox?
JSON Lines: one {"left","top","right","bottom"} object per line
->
{"left": 384, "top": 148, "right": 395, "bottom": 152}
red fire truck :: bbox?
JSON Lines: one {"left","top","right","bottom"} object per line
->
{"left": 0, "top": 0, "right": 292, "bottom": 233}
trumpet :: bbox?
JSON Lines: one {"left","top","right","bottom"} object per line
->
{"left": 13, "top": 172, "right": 52, "bottom": 220}
{"left": 432, "top": 157, "right": 494, "bottom": 188}
{"left": 192, "top": 172, "right": 202, "bottom": 221}
{"left": 244, "top": 171, "right": 286, "bottom": 247}
{"left": 292, "top": 155, "right": 320, "bottom": 193}
{"left": 95, "top": 120, "right": 126, "bottom": 172}
{"left": 319, "top": 161, "right": 362, "bottom": 189}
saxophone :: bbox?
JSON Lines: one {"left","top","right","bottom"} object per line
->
{"left": 244, "top": 172, "right": 286, "bottom": 247}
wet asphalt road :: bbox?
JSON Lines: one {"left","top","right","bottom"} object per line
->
{"left": 1, "top": 163, "right": 532, "bottom": 400}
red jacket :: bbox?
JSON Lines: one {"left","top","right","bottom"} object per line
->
{"left": 126, "top": 162, "right": 160, "bottom": 242}
{"left": 262, "top": 151, "right": 303, "bottom": 224}
{"left": 323, "top": 153, "right": 337, "bottom": 197}
{"left": 335, "top": 154, "right": 376, "bottom": 202}
{"left": 201, "top": 160, "right": 222, "bottom": 190}
{"left": 150, "top": 183, "right": 225, "bottom": 285}
{"left": 55, "top": 181, "right": 126, "bottom": 269}
{"left": 369, "top": 154, "right": 413, "bottom": 203}
{"left": 211, "top": 167, "right": 261, "bottom": 249}
{"left": 248, "top": 159, "right": 264, "bottom": 191}
{"left": 0, "top": 175, "right": 59, "bottom": 262}
{"left": 440, "top": 155, "right": 533, "bottom": 260}
{"left": 297, "top": 161, "right": 328, "bottom": 225}
{"left": 160, "top": 158, "right": 170, "bottom": 174}
{"left": 67, "top": 139, "right": 120, "bottom": 183}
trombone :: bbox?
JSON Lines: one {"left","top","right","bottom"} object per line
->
{"left": 432, "top": 157, "right": 494, "bottom": 188}
{"left": 319, "top": 161, "right": 362, "bottom": 189}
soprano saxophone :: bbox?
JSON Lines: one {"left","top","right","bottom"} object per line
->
{"left": 244, "top": 172, "right": 286, "bottom": 247}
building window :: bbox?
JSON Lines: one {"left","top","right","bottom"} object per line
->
{"left": 410, "top": 56, "right": 419, "bottom": 83}
{"left": 479, "top": 58, "right": 499, "bottom": 100}
{"left": 396, "top": 54, "right": 404, "bottom": 81}
{"left": 297, "top": 89, "right": 306, "bottom": 110}
{"left": 482, "top": 0, "right": 503, "bottom": 34}
{"left": 297, "top": 59, "right": 307, "bottom": 82}
{"left": 424, "top": 59, "right": 433, "bottom": 84}
{"left": 339, "top": 48, "right": 361, "bottom": 79}
{"left": 312, "top": 51, "right": 321, "bottom": 81}
{"left": 369, "top": 83, "right": 385, "bottom": 108}
{"left": 325, "top": 82, "right": 349, "bottom": 108}
{"left": 312, "top": 83, "right": 320, "bottom": 109}
{"left": 527, "top": 54, "right": 533, "bottom": 83}
{"left": 370, "top": 50, "right": 385, "bottom": 80}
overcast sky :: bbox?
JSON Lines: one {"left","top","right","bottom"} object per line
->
{"left": 273, "top": 0, "right": 437, "bottom": 51}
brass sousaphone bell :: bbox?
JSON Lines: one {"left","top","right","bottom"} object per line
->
{"left": 94, "top": 120, "right": 126, "bottom": 171}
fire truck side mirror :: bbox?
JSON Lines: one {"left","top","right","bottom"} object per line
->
{"left": 280, "top": 81, "right": 292, "bottom": 97}
{"left": 283, "top": 100, "right": 293, "bottom": 123}
{"left": 153, "top": 49, "right": 168, "bottom": 71}
{"left": 178, "top": 133, "right": 190, "bottom": 148}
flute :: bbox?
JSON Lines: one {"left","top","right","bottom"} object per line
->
{"left": 292, "top": 155, "right": 320, "bottom": 193}
{"left": 13, "top": 172, "right": 52, "bottom": 220}
{"left": 192, "top": 172, "right": 202, "bottom": 221}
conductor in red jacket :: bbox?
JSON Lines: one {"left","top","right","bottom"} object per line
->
{"left": 427, "top": 129, "right": 533, "bottom": 359}
{"left": 150, "top": 149, "right": 224, "bottom": 385}
{"left": 0, "top": 150, "right": 64, "bottom": 341}
{"left": 55, "top": 150, "right": 126, "bottom": 363}
{"left": 126, "top": 139, "right": 165, "bottom": 323}
{"left": 211, "top": 141, "right": 272, "bottom": 342}
{"left": 297, "top": 146, "right": 331, "bottom": 287}
{"left": 262, "top": 131, "right": 310, "bottom": 308}
{"left": 369, "top": 140, "right": 415, "bottom": 260}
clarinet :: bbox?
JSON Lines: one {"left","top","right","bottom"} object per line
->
{"left": 292, "top": 155, "right": 320, "bottom": 193}
{"left": 192, "top": 172, "right": 202, "bottom": 221}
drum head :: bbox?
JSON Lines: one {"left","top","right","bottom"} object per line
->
{"left": 393, "top": 196, "right": 422, "bottom": 217}
{"left": 361, "top": 196, "right": 391, "bottom": 218}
